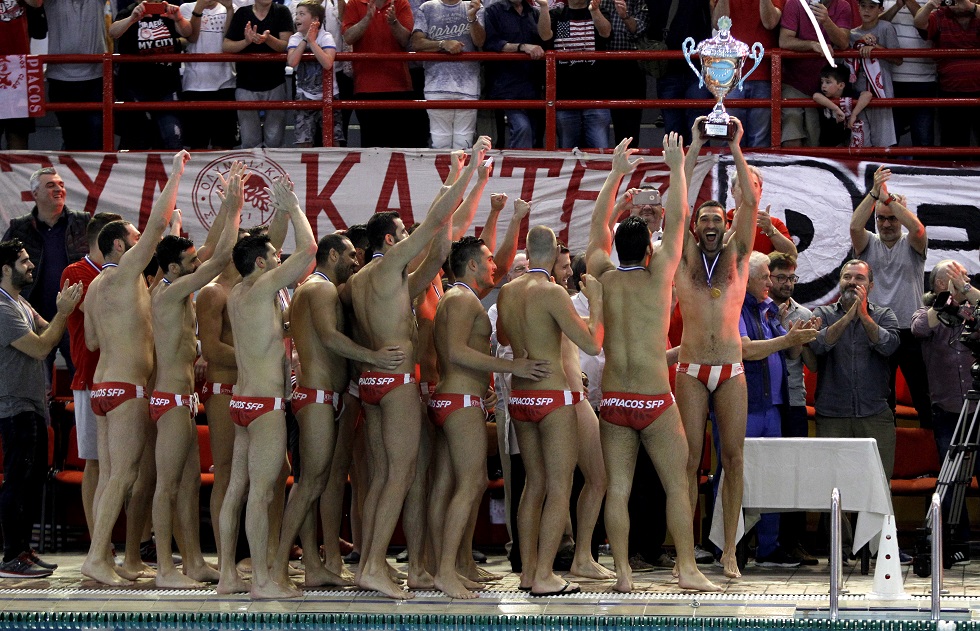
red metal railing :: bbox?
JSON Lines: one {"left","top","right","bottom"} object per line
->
{"left": 39, "top": 47, "right": 980, "bottom": 156}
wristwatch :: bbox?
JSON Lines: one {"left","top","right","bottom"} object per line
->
{"left": 963, "top": 282, "right": 973, "bottom": 294}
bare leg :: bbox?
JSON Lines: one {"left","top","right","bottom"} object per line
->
{"left": 712, "top": 375, "right": 748, "bottom": 580}
{"left": 320, "top": 394, "right": 357, "bottom": 577}
{"left": 216, "top": 425, "right": 250, "bottom": 594}
{"left": 355, "top": 384, "right": 421, "bottom": 599}
{"left": 153, "top": 408, "right": 204, "bottom": 588}
{"left": 640, "top": 407, "right": 719, "bottom": 591}
{"left": 433, "top": 408, "right": 487, "bottom": 599}
{"left": 81, "top": 399, "right": 148, "bottom": 586}
{"left": 177, "top": 425, "right": 220, "bottom": 583}
{"left": 207, "top": 392, "right": 235, "bottom": 557}
{"left": 355, "top": 404, "right": 386, "bottom": 579}
{"left": 598, "top": 420, "right": 639, "bottom": 593}
{"left": 81, "top": 460, "right": 99, "bottom": 541}
{"left": 427, "top": 427, "right": 452, "bottom": 577}
{"left": 569, "top": 401, "right": 614, "bottom": 580}
{"left": 405, "top": 418, "right": 434, "bottom": 589}
{"left": 675, "top": 374, "right": 711, "bottom": 518}
{"left": 512, "top": 420, "right": 544, "bottom": 590}
{"left": 117, "top": 424, "right": 156, "bottom": 581}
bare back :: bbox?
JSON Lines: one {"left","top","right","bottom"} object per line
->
{"left": 197, "top": 280, "right": 237, "bottom": 384}
{"left": 290, "top": 277, "right": 348, "bottom": 393}
{"left": 349, "top": 257, "right": 417, "bottom": 374}
{"left": 151, "top": 284, "right": 198, "bottom": 393}
{"left": 497, "top": 274, "right": 572, "bottom": 392}
{"left": 675, "top": 239, "right": 749, "bottom": 364}
{"left": 228, "top": 281, "right": 288, "bottom": 397}
{"left": 89, "top": 269, "right": 155, "bottom": 384}
{"left": 599, "top": 260, "right": 674, "bottom": 394}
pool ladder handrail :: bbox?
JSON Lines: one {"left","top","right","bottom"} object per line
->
{"left": 829, "top": 488, "right": 842, "bottom": 620}
{"left": 931, "top": 491, "right": 943, "bottom": 621}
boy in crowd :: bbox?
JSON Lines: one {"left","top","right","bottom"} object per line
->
{"left": 849, "top": 0, "right": 901, "bottom": 146}
{"left": 813, "top": 64, "right": 872, "bottom": 147}
{"left": 287, "top": 0, "right": 339, "bottom": 147}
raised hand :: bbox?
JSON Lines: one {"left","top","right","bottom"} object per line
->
{"left": 611, "top": 136, "right": 642, "bottom": 174}
{"left": 307, "top": 19, "right": 320, "bottom": 41}
{"left": 662, "top": 131, "right": 684, "bottom": 170}
{"left": 727, "top": 116, "right": 744, "bottom": 148}
{"left": 471, "top": 135, "right": 491, "bottom": 163}
{"left": 757, "top": 205, "right": 774, "bottom": 233}
{"left": 56, "top": 280, "right": 84, "bottom": 315}
{"left": 172, "top": 150, "right": 191, "bottom": 177}
{"left": 513, "top": 198, "right": 531, "bottom": 220}
{"left": 871, "top": 165, "right": 891, "bottom": 196}
{"left": 268, "top": 176, "right": 300, "bottom": 215}
{"left": 490, "top": 193, "right": 508, "bottom": 212}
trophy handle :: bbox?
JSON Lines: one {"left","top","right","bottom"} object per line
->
{"left": 738, "top": 42, "right": 765, "bottom": 89}
{"left": 681, "top": 37, "right": 704, "bottom": 89}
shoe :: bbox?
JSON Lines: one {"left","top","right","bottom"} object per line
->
{"left": 343, "top": 550, "right": 360, "bottom": 564}
{"left": 0, "top": 552, "right": 53, "bottom": 578}
{"left": 948, "top": 549, "right": 969, "bottom": 566}
{"left": 338, "top": 538, "right": 354, "bottom": 556}
{"left": 628, "top": 553, "right": 655, "bottom": 572}
{"left": 651, "top": 552, "right": 675, "bottom": 569}
{"left": 472, "top": 549, "right": 487, "bottom": 563}
{"left": 553, "top": 546, "right": 574, "bottom": 572}
{"left": 755, "top": 548, "right": 802, "bottom": 568}
{"left": 789, "top": 544, "right": 819, "bottom": 566}
{"left": 693, "top": 546, "right": 714, "bottom": 564}
{"left": 900, "top": 550, "right": 912, "bottom": 565}
{"left": 395, "top": 549, "right": 409, "bottom": 563}
{"left": 289, "top": 545, "right": 303, "bottom": 561}
{"left": 28, "top": 549, "right": 58, "bottom": 571}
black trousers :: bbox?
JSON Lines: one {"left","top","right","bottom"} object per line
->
{"left": 0, "top": 411, "right": 47, "bottom": 561}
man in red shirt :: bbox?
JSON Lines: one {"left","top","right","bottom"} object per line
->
{"left": 59, "top": 212, "right": 120, "bottom": 549}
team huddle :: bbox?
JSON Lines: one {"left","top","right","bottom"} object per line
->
{"left": 58, "top": 116, "right": 781, "bottom": 599}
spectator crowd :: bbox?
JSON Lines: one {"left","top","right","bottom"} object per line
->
{"left": 0, "top": 0, "right": 976, "bottom": 150}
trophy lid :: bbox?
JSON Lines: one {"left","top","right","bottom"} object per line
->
{"left": 696, "top": 16, "right": 750, "bottom": 58}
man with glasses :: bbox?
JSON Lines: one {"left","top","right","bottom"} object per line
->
{"left": 767, "top": 251, "right": 820, "bottom": 565}
{"left": 849, "top": 165, "right": 930, "bottom": 427}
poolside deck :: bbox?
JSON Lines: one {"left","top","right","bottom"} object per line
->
{"left": 2, "top": 552, "right": 980, "bottom": 623}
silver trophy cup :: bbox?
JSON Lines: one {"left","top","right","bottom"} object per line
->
{"left": 681, "top": 16, "right": 765, "bottom": 140}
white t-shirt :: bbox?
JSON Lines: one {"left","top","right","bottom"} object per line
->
{"left": 413, "top": 0, "right": 480, "bottom": 99}
{"left": 882, "top": 0, "right": 936, "bottom": 83}
{"left": 287, "top": 29, "right": 338, "bottom": 98}
{"left": 179, "top": 2, "right": 236, "bottom": 91}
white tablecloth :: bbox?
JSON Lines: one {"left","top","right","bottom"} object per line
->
{"left": 708, "top": 438, "right": 894, "bottom": 554}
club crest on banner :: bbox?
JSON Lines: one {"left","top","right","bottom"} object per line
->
{"left": 192, "top": 153, "right": 289, "bottom": 230}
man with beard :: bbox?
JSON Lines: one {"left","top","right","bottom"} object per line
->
{"left": 429, "top": 235, "right": 550, "bottom": 598}
{"left": 674, "top": 117, "right": 756, "bottom": 579}
{"left": 270, "top": 233, "right": 405, "bottom": 589}
{"left": 81, "top": 151, "right": 190, "bottom": 587}
{"left": 0, "top": 241, "right": 81, "bottom": 578}
{"left": 148, "top": 162, "right": 245, "bottom": 588}
{"left": 810, "top": 259, "right": 900, "bottom": 478}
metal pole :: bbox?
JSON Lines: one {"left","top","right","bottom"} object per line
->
{"left": 830, "top": 487, "right": 841, "bottom": 621}
{"left": 931, "top": 492, "right": 943, "bottom": 621}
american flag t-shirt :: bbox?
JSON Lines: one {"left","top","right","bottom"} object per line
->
{"left": 554, "top": 17, "right": 596, "bottom": 53}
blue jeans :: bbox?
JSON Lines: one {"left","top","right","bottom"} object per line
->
{"left": 712, "top": 404, "right": 783, "bottom": 558}
{"left": 0, "top": 412, "right": 47, "bottom": 561}
{"left": 656, "top": 72, "right": 712, "bottom": 145}
{"left": 504, "top": 109, "right": 539, "bottom": 149}
{"left": 893, "top": 81, "right": 936, "bottom": 147}
{"left": 556, "top": 108, "right": 611, "bottom": 149}
{"left": 726, "top": 80, "right": 772, "bottom": 148}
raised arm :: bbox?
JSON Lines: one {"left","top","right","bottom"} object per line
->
{"left": 169, "top": 163, "right": 246, "bottom": 299}
{"left": 10, "top": 281, "right": 82, "bottom": 359}
{"left": 658, "top": 131, "right": 690, "bottom": 266}
{"left": 586, "top": 136, "right": 641, "bottom": 272}
{"left": 491, "top": 198, "right": 529, "bottom": 286}
{"left": 259, "top": 177, "right": 318, "bottom": 293}
{"left": 850, "top": 165, "right": 888, "bottom": 256}
{"left": 882, "top": 191, "right": 927, "bottom": 255}
{"left": 536, "top": 0, "right": 552, "bottom": 41}
{"left": 550, "top": 275, "right": 603, "bottom": 355}
{"left": 450, "top": 160, "right": 492, "bottom": 240}
{"left": 727, "top": 119, "right": 758, "bottom": 255}
{"left": 480, "top": 193, "right": 506, "bottom": 251}
{"left": 120, "top": 150, "right": 189, "bottom": 277}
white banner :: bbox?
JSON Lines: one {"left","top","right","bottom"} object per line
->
{"left": 0, "top": 149, "right": 977, "bottom": 307}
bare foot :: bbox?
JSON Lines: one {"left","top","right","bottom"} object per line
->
{"left": 462, "top": 565, "right": 502, "bottom": 583}
{"left": 304, "top": 565, "right": 354, "bottom": 588}
{"left": 287, "top": 561, "right": 304, "bottom": 577}
{"left": 434, "top": 572, "right": 477, "bottom": 599}
{"left": 458, "top": 574, "right": 484, "bottom": 591}
{"left": 530, "top": 577, "right": 580, "bottom": 597}
{"left": 81, "top": 558, "right": 134, "bottom": 587}
{"left": 236, "top": 558, "right": 253, "bottom": 575}
{"left": 407, "top": 568, "right": 435, "bottom": 590}
{"left": 155, "top": 569, "right": 206, "bottom": 589}
{"left": 216, "top": 570, "right": 249, "bottom": 594}
{"left": 251, "top": 577, "right": 302, "bottom": 600}
{"left": 720, "top": 552, "right": 741, "bottom": 579}
{"left": 678, "top": 566, "right": 721, "bottom": 592}
{"left": 569, "top": 558, "right": 616, "bottom": 580}
{"left": 612, "top": 572, "right": 634, "bottom": 593}
{"left": 386, "top": 562, "right": 407, "bottom": 582}
{"left": 184, "top": 563, "right": 221, "bottom": 584}
{"left": 358, "top": 570, "right": 413, "bottom": 600}
{"left": 116, "top": 562, "right": 156, "bottom": 581}
{"left": 672, "top": 566, "right": 679, "bottom": 579}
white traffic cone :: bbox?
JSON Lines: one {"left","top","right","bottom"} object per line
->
{"left": 869, "top": 514, "right": 910, "bottom": 600}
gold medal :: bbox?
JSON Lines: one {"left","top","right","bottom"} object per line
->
{"left": 710, "top": 287, "right": 722, "bottom": 299}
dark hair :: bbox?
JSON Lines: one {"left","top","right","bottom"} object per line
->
{"left": 98, "top": 220, "right": 133, "bottom": 257}
{"left": 614, "top": 215, "right": 651, "bottom": 264}
{"left": 246, "top": 225, "right": 269, "bottom": 238}
{"left": 316, "top": 233, "right": 351, "bottom": 267}
{"left": 557, "top": 242, "right": 570, "bottom": 256}
{"left": 87, "top": 212, "right": 123, "bottom": 245}
{"left": 694, "top": 200, "right": 725, "bottom": 222}
{"left": 820, "top": 64, "right": 850, "bottom": 86}
{"left": 768, "top": 251, "right": 797, "bottom": 272}
{"left": 570, "top": 252, "right": 587, "bottom": 289}
{"left": 346, "top": 224, "right": 369, "bottom": 250}
{"left": 366, "top": 211, "right": 400, "bottom": 252}
{"left": 449, "top": 236, "right": 486, "bottom": 278}
{"left": 0, "top": 239, "right": 25, "bottom": 273}
{"left": 233, "top": 234, "right": 273, "bottom": 276}
{"left": 296, "top": 0, "right": 325, "bottom": 22}
{"left": 156, "top": 235, "right": 195, "bottom": 273}
{"left": 143, "top": 255, "right": 159, "bottom": 281}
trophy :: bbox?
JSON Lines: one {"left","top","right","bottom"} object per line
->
{"left": 681, "top": 17, "right": 765, "bottom": 140}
